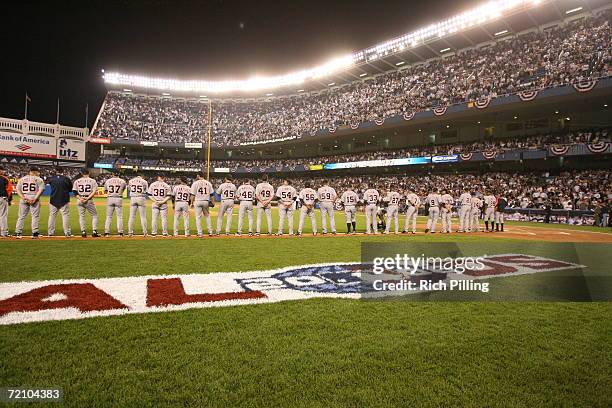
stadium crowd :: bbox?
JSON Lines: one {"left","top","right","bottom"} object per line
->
{"left": 94, "top": 128, "right": 610, "bottom": 169}
{"left": 92, "top": 11, "right": 611, "bottom": 145}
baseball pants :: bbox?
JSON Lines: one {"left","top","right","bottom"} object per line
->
{"left": 319, "top": 202, "right": 336, "bottom": 233}
{"left": 278, "top": 204, "right": 294, "bottom": 234}
{"left": 441, "top": 207, "right": 452, "bottom": 233}
{"left": 77, "top": 200, "right": 98, "bottom": 233}
{"left": 256, "top": 204, "right": 273, "bottom": 234}
{"left": 458, "top": 205, "right": 471, "bottom": 232}
{"left": 0, "top": 197, "right": 9, "bottom": 236}
{"left": 105, "top": 197, "right": 124, "bottom": 234}
{"left": 128, "top": 197, "right": 148, "bottom": 235}
{"left": 494, "top": 211, "right": 505, "bottom": 224}
{"left": 15, "top": 200, "right": 41, "bottom": 234}
{"left": 344, "top": 206, "right": 356, "bottom": 224}
{"left": 365, "top": 204, "right": 378, "bottom": 234}
{"left": 404, "top": 206, "right": 417, "bottom": 233}
{"left": 298, "top": 206, "right": 317, "bottom": 234}
{"left": 173, "top": 201, "right": 190, "bottom": 236}
{"left": 216, "top": 199, "right": 234, "bottom": 234}
{"left": 484, "top": 207, "right": 495, "bottom": 222}
{"left": 426, "top": 206, "right": 440, "bottom": 232}
{"left": 470, "top": 208, "right": 481, "bottom": 232}
{"left": 194, "top": 200, "right": 212, "bottom": 235}
{"left": 151, "top": 202, "right": 168, "bottom": 235}
{"left": 48, "top": 203, "right": 71, "bottom": 236}
{"left": 237, "top": 201, "right": 254, "bottom": 233}
{"left": 385, "top": 205, "right": 399, "bottom": 233}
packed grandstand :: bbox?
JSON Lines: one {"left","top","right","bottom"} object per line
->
{"left": 92, "top": 9, "right": 610, "bottom": 145}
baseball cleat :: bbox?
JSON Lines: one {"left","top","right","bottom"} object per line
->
{"left": 92, "top": 231, "right": 100, "bottom": 238}
{"left": 104, "top": 233, "right": 110, "bottom": 237}
{"left": 16, "top": 233, "right": 23, "bottom": 239}
{"left": 32, "top": 232, "right": 40, "bottom": 239}
{"left": 81, "top": 232, "right": 87, "bottom": 238}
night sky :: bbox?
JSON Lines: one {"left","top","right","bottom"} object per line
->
{"left": 3, "top": 0, "right": 476, "bottom": 128}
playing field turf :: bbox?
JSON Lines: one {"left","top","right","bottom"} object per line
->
{"left": 1, "top": 197, "right": 611, "bottom": 407}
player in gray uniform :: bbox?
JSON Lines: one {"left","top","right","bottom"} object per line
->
{"left": 103, "top": 173, "right": 127, "bottom": 237}
{"left": 384, "top": 187, "right": 402, "bottom": 234}
{"left": 148, "top": 175, "right": 172, "bottom": 237}
{"left": 340, "top": 187, "right": 358, "bottom": 234}
{"left": 297, "top": 182, "right": 318, "bottom": 236}
{"left": 191, "top": 173, "right": 214, "bottom": 237}
{"left": 483, "top": 193, "right": 497, "bottom": 232}
{"left": 72, "top": 169, "right": 100, "bottom": 238}
{"left": 255, "top": 175, "right": 274, "bottom": 235}
{"left": 440, "top": 190, "right": 454, "bottom": 234}
{"left": 172, "top": 177, "right": 191, "bottom": 237}
{"left": 236, "top": 181, "right": 256, "bottom": 236}
{"left": 403, "top": 189, "right": 420, "bottom": 234}
{"left": 127, "top": 174, "right": 149, "bottom": 237}
{"left": 457, "top": 189, "right": 472, "bottom": 233}
{"left": 424, "top": 188, "right": 441, "bottom": 233}
{"left": 469, "top": 193, "right": 483, "bottom": 232}
{"left": 216, "top": 177, "right": 237, "bottom": 235}
{"left": 15, "top": 167, "right": 45, "bottom": 239}
{"left": 363, "top": 184, "right": 380, "bottom": 234}
{"left": 275, "top": 179, "right": 297, "bottom": 235}
{"left": 317, "top": 182, "right": 337, "bottom": 234}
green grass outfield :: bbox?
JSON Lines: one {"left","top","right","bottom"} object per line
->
{"left": 1, "top": 197, "right": 611, "bottom": 407}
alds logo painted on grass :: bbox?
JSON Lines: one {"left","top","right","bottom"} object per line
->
{"left": 0, "top": 255, "right": 582, "bottom": 325}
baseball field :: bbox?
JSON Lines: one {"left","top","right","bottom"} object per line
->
{"left": 1, "top": 197, "right": 611, "bottom": 407}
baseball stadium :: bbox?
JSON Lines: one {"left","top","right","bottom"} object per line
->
{"left": 1, "top": 0, "right": 611, "bottom": 406}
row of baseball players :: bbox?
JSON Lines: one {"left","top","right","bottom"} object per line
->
{"left": 3, "top": 167, "right": 507, "bottom": 238}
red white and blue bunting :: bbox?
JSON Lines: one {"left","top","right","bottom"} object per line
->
{"left": 587, "top": 141, "right": 609, "bottom": 154}
{"left": 403, "top": 111, "right": 415, "bottom": 121}
{"left": 328, "top": 125, "right": 337, "bottom": 133}
{"left": 518, "top": 90, "right": 539, "bottom": 102}
{"left": 482, "top": 150, "right": 497, "bottom": 160}
{"left": 350, "top": 122, "right": 360, "bottom": 130}
{"left": 573, "top": 79, "right": 598, "bottom": 93}
{"left": 374, "top": 118, "right": 385, "bottom": 126}
{"left": 459, "top": 153, "right": 473, "bottom": 161}
{"left": 549, "top": 144, "right": 570, "bottom": 156}
{"left": 474, "top": 96, "right": 491, "bottom": 109}
{"left": 432, "top": 106, "right": 447, "bottom": 116}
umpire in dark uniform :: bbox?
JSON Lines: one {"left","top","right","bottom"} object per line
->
{"left": 47, "top": 167, "right": 73, "bottom": 237}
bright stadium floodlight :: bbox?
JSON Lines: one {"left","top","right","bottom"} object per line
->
{"left": 495, "top": 29, "right": 509, "bottom": 36}
{"left": 565, "top": 6, "right": 583, "bottom": 14}
{"left": 395, "top": 61, "right": 405, "bottom": 66}
{"left": 440, "top": 48, "right": 451, "bottom": 53}
{"left": 103, "top": 0, "right": 551, "bottom": 94}
{"left": 103, "top": 53, "right": 354, "bottom": 94}
{"left": 361, "top": 0, "right": 550, "bottom": 62}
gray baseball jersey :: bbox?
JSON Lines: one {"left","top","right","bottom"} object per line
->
{"left": 191, "top": 179, "right": 213, "bottom": 201}
{"left": 128, "top": 177, "right": 148, "bottom": 197}
{"left": 104, "top": 177, "right": 126, "bottom": 197}
{"left": 16, "top": 175, "right": 45, "bottom": 200}
{"left": 73, "top": 177, "right": 98, "bottom": 198}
